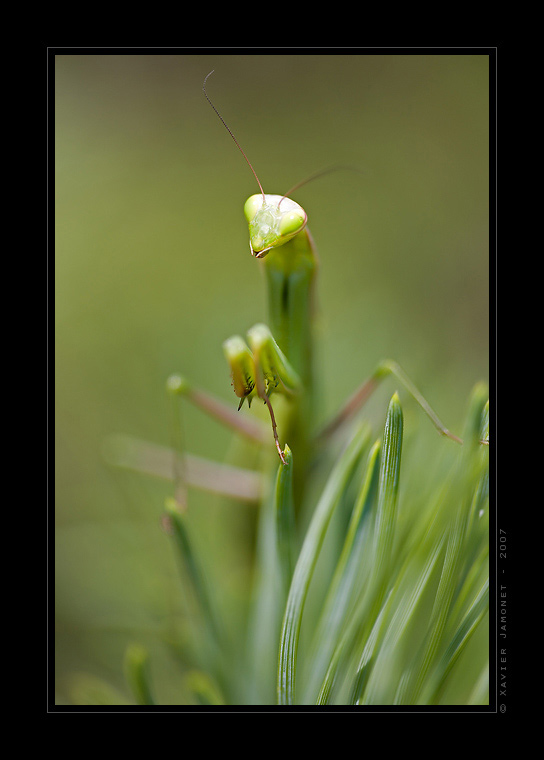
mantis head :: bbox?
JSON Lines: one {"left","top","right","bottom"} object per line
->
{"left": 244, "top": 194, "right": 307, "bottom": 258}
{"left": 202, "top": 71, "right": 308, "bottom": 259}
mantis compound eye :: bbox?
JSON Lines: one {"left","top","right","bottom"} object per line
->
{"left": 279, "top": 211, "right": 306, "bottom": 238}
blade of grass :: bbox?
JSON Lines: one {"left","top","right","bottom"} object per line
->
{"left": 277, "top": 424, "right": 369, "bottom": 705}
{"left": 449, "top": 540, "right": 489, "bottom": 634}
{"left": 391, "top": 389, "right": 490, "bottom": 705}
{"left": 314, "top": 395, "right": 403, "bottom": 704}
{"left": 303, "top": 437, "right": 378, "bottom": 702}
{"left": 368, "top": 392, "right": 404, "bottom": 616}
{"left": 349, "top": 493, "right": 448, "bottom": 705}
{"left": 165, "top": 498, "right": 240, "bottom": 701}
{"left": 467, "top": 662, "right": 490, "bottom": 705}
{"left": 185, "top": 670, "right": 226, "bottom": 706}
{"left": 325, "top": 439, "right": 380, "bottom": 619}
{"left": 398, "top": 385, "right": 489, "bottom": 705}
{"left": 244, "top": 472, "right": 285, "bottom": 704}
{"left": 165, "top": 499, "right": 221, "bottom": 636}
{"left": 424, "top": 578, "right": 489, "bottom": 704}
{"left": 316, "top": 589, "right": 393, "bottom": 706}
{"left": 274, "top": 445, "right": 297, "bottom": 601}
{"left": 356, "top": 530, "right": 445, "bottom": 705}
{"left": 124, "top": 643, "right": 155, "bottom": 706}
{"left": 402, "top": 515, "right": 465, "bottom": 704}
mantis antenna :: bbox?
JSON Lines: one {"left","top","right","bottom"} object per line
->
{"left": 203, "top": 72, "right": 362, "bottom": 212}
{"left": 202, "top": 70, "right": 266, "bottom": 204}
{"left": 278, "top": 165, "right": 365, "bottom": 208}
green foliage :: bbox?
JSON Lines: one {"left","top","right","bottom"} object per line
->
{"left": 114, "top": 385, "right": 488, "bottom": 706}
{"left": 278, "top": 424, "right": 371, "bottom": 705}
{"left": 124, "top": 643, "right": 155, "bottom": 706}
{"left": 55, "top": 55, "right": 489, "bottom": 709}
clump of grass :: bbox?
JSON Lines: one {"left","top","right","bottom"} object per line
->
{"left": 98, "top": 381, "right": 488, "bottom": 707}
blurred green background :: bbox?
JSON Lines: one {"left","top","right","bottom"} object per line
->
{"left": 54, "top": 52, "right": 489, "bottom": 705}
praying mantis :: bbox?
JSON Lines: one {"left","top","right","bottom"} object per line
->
{"left": 177, "top": 72, "right": 463, "bottom": 490}
{"left": 110, "top": 70, "right": 466, "bottom": 509}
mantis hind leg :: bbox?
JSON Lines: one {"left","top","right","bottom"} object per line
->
{"left": 316, "top": 359, "right": 464, "bottom": 446}
{"left": 103, "top": 433, "right": 266, "bottom": 506}
{"left": 166, "top": 373, "right": 270, "bottom": 445}
{"left": 102, "top": 375, "right": 268, "bottom": 510}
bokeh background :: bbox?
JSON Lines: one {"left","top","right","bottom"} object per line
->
{"left": 54, "top": 52, "right": 489, "bottom": 705}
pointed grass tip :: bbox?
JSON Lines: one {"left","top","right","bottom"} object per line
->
{"left": 281, "top": 444, "right": 292, "bottom": 467}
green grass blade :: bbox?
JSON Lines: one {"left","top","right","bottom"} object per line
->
{"left": 164, "top": 498, "right": 223, "bottom": 651}
{"left": 450, "top": 539, "right": 489, "bottom": 634}
{"left": 164, "top": 498, "right": 238, "bottom": 700}
{"left": 347, "top": 591, "right": 395, "bottom": 705}
{"left": 329, "top": 440, "right": 381, "bottom": 608}
{"left": 124, "top": 643, "right": 155, "bottom": 706}
{"left": 314, "top": 395, "right": 403, "bottom": 705}
{"left": 390, "top": 386, "right": 489, "bottom": 706}
{"left": 369, "top": 392, "right": 404, "bottom": 611}
{"left": 401, "top": 498, "right": 471, "bottom": 702}
{"left": 467, "top": 662, "right": 490, "bottom": 705}
{"left": 244, "top": 478, "right": 285, "bottom": 704}
{"left": 185, "top": 670, "right": 226, "bottom": 706}
{"left": 424, "top": 578, "right": 489, "bottom": 704}
{"left": 406, "top": 528, "right": 463, "bottom": 703}
{"left": 274, "top": 444, "right": 297, "bottom": 600}
{"left": 480, "top": 399, "right": 489, "bottom": 443}
{"left": 356, "top": 531, "right": 445, "bottom": 705}
{"left": 303, "top": 438, "right": 379, "bottom": 702}
{"left": 463, "top": 382, "right": 489, "bottom": 448}
{"left": 277, "top": 425, "right": 369, "bottom": 705}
